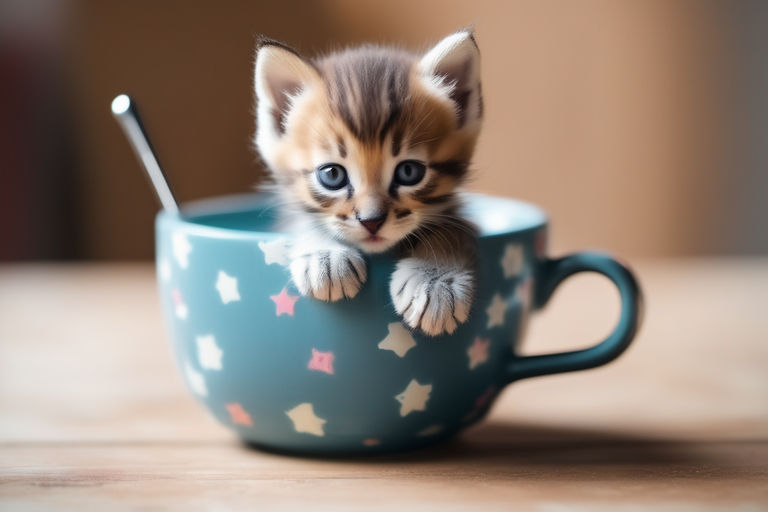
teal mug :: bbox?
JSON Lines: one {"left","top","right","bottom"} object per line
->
{"left": 156, "top": 193, "right": 641, "bottom": 454}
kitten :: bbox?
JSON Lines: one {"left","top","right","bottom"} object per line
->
{"left": 253, "top": 30, "right": 483, "bottom": 336}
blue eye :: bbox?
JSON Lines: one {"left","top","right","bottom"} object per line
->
{"left": 394, "top": 160, "right": 426, "bottom": 186}
{"left": 316, "top": 164, "right": 348, "bottom": 190}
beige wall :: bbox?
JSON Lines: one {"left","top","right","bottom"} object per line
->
{"left": 67, "top": 0, "right": 766, "bottom": 259}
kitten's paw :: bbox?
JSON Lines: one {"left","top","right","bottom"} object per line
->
{"left": 290, "top": 247, "right": 367, "bottom": 301}
{"left": 390, "top": 259, "right": 474, "bottom": 336}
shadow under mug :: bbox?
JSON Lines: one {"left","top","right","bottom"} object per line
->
{"left": 156, "top": 193, "right": 641, "bottom": 455}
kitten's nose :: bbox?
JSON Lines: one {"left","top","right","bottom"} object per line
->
{"left": 358, "top": 214, "right": 386, "bottom": 235}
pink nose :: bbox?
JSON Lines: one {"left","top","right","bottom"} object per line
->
{"left": 359, "top": 215, "right": 386, "bottom": 235}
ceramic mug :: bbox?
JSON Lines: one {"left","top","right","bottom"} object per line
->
{"left": 156, "top": 193, "right": 641, "bottom": 454}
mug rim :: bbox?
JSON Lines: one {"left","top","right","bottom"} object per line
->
{"left": 157, "top": 192, "right": 549, "bottom": 241}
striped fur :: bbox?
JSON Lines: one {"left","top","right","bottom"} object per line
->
{"left": 254, "top": 30, "right": 482, "bottom": 256}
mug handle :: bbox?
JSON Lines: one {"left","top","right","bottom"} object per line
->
{"left": 508, "top": 251, "right": 642, "bottom": 381}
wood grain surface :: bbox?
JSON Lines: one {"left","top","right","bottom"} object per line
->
{"left": 0, "top": 260, "right": 766, "bottom": 510}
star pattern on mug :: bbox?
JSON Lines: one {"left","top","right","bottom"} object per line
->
{"left": 215, "top": 271, "right": 241, "bottom": 304}
{"left": 196, "top": 334, "right": 223, "bottom": 370}
{"left": 158, "top": 258, "right": 172, "bottom": 282}
{"left": 258, "top": 238, "right": 291, "bottom": 266}
{"left": 467, "top": 337, "right": 491, "bottom": 370}
{"left": 395, "top": 379, "right": 432, "bottom": 417}
{"left": 172, "top": 232, "right": 192, "bottom": 269}
{"left": 226, "top": 402, "right": 253, "bottom": 426}
{"left": 516, "top": 276, "right": 533, "bottom": 314}
{"left": 500, "top": 243, "right": 524, "bottom": 278}
{"left": 307, "top": 348, "right": 335, "bottom": 375}
{"left": 417, "top": 424, "right": 444, "bottom": 437}
{"left": 270, "top": 287, "right": 299, "bottom": 316}
{"left": 171, "top": 288, "right": 188, "bottom": 320}
{"left": 378, "top": 322, "right": 417, "bottom": 358}
{"left": 286, "top": 403, "right": 326, "bottom": 437}
{"left": 486, "top": 293, "right": 507, "bottom": 329}
{"left": 162, "top": 227, "right": 546, "bottom": 446}
{"left": 184, "top": 363, "right": 207, "bottom": 397}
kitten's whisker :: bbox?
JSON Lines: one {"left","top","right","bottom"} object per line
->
{"left": 418, "top": 224, "right": 453, "bottom": 259}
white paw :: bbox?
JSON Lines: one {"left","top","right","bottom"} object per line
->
{"left": 390, "top": 259, "right": 474, "bottom": 336}
{"left": 290, "top": 247, "right": 367, "bottom": 301}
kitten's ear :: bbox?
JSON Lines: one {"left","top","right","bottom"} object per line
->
{"left": 418, "top": 30, "right": 482, "bottom": 127}
{"left": 254, "top": 37, "right": 319, "bottom": 136}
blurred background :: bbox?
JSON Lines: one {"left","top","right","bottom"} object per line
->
{"left": 1, "top": 0, "right": 767, "bottom": 260}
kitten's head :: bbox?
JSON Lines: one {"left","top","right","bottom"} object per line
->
{"left": 254, "top": 30, "right": 482, "bottom": 253}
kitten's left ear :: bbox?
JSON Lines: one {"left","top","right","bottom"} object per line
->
{"left": 418, "top": 30, "right": 482, "bottom": 128}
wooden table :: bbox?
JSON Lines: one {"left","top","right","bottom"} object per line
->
{"left": 1, "top": 260, "right": 766, "bottom": 510}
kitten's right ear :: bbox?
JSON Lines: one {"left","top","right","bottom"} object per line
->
{"left": 418, "top": 30, "right": 482, "bottom": 129}
{"left": 254, "top": 37, "right": 319, "bottom": 136}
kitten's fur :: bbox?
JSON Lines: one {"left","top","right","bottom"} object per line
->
{"left": 254, "top": 30, "right": 483, "bottom": 336}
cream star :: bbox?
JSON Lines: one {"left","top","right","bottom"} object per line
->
{"left": 467, "top": 337, "right": 491, "bottom": 370}
{"left": 417, "top": 424, "right": 444, "bottom": 437}
{"left": 395, "top": 379, "right": 432, "bottom": 417}
{"left": 196, "top": 334, "right": 223, "bottom": 370}
{"left": 172, "top": 232, "right": 192, "bottom": 269}
{"left": 501, "top": 243, "right": 524, "bottom": 278}
{"left": 258, "top": 238, "right": 291, "bottom": 266}
{"left": 378, "top": 322, "right": 417, "bottom": 358}
{"left": 184, "top": 363, "right": 207, "bottom": 396}
{"left": 285, "top": 403, "right": 326, "bottom": 437}
{"left": 215, "top": 270, "right": 241, "bottom": 304}
{"left": 486, "top": 293, "right": 507, "bottom": 329}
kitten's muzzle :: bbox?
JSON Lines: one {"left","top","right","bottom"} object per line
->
{"left": 357, "top": 214, "right": 387, "bottom": 235}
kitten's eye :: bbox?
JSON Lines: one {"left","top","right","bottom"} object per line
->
{"left": 394, "top": 161, "right": 426, "bottom": 186}
{"left": 316, "top": 164, "right": 348, "bottom": 190}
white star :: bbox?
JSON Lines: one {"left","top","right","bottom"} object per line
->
{"left": 184, "top": 363, "right": 207, "bottom": 396}
{"left": 395, "top": 379, "right": 432, "bottom": 417}
{"left": 215, "top": 271, "right": 241, "bottom": 304}
{"left": 501, "top": 243, "right": 524, "bottom": 278}
{"left": 196, "top": 334, "right": 223, "bottom": 370}
{"left": 486, "top": 293, "right": 507, "bottom": 329}
{"left": 378, "top": 322, "right": 417, "bottom": 358}
{"left": 258, "top": 238, "right": 291, "bottom": 266}
{"left": 175, "top": 303, "right": 188, "bottom": 320}
{"left": 285, "top": 402, "right": 326, "bottom": 437}
{"left": 172, "top": 232, "right": 192, "bottom": 269}
{"left": 158, "top": 258, "right": 171, "bottom": 282}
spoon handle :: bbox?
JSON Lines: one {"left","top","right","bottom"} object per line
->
{"left": 111, "top": 94, "right": 180, "bottom": 215}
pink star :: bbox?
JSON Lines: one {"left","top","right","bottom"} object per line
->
{"left": 467, "top": 337, "right": 491, "bottom": 370}
{"left": 463, "top": 385, "right": 498, "bottom": 424}
{"left": 270, "top": 287, "right": 299, "bottom": 316}
{"left": 474, "top": 385, "right": 497, "bottom": 409}
{"left": 171, "top": 288, "right": 187, "bottom": 319}
{"left": 307, "top": 348, "right": 335, "bottom": 375}
{"left": 226, "top": 402, "right": 253, "bottom": 426}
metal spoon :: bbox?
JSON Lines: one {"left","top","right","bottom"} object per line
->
{"left": 111, "top": 94, "right": 180, "bottom": 215}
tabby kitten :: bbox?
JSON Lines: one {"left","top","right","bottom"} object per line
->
{"left": 254, "top": 30, "right": 483, "bottom": 336}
